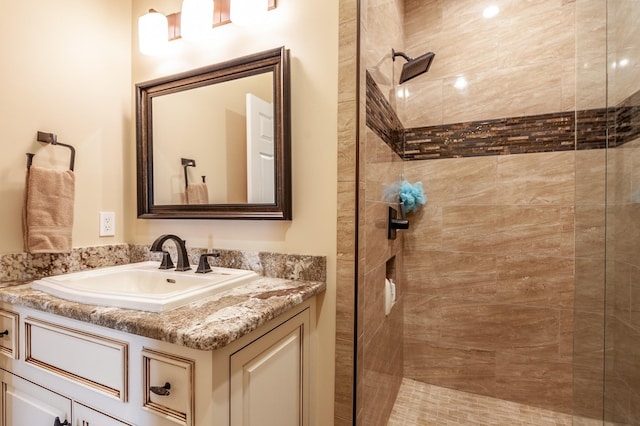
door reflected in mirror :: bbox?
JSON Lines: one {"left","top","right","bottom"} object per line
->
{"left": 136, "top": 47, "right": 291, "bottom": 220}
{"left": 152, "top": 72, "right": 274, "bottom": 205}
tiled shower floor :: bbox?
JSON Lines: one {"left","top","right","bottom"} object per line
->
{"left": 387, "top": 378, "right": 574, "bottom": 426}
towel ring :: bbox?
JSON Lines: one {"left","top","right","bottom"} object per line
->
{"left": 181, "top": 157, "right": 196, "bottom": 188}
{"left": 26, "top": 131, "right": 76, "bottom": 171}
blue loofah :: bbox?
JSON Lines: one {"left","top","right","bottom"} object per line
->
{"left": 382, "top": 177, "right": 427, "bottom": 213}
{"left": 398, "top": 179, "right": 427, "bottom": 213}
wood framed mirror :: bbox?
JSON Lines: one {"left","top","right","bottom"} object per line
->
{"left": 136, "top": 47, "right": 291, "bottom": 219}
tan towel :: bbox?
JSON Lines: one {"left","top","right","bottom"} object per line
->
{"left": 186, "top": 182, "right": 209, "bottom": 204}
{"left": 23, "top": 166, "right": 75, "bottom": 253}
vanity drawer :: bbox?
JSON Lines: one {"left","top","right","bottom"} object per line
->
{"left": 74, "top": 401, "right": 133, "bottom": 425}
{"left": 24, "top": 317, "right": 128, "bottom": 401}
{"left": 142, "top": 348, "right": 195, "bottom": 426}
{"left": 0, "top": 309, "right": 19, "bottom": 359}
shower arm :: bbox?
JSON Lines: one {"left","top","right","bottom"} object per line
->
{"left": 392, "top": 49, "right": 413, "bottom": 62}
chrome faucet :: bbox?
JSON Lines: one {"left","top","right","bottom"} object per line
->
{"left": 150, "top": 234, "right": 192, "bottom": 271}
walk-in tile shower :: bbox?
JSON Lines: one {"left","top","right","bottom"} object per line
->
{"left": 348, "top": 0, "right": 640, "bottom": 424}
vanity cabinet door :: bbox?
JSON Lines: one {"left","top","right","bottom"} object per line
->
{"left": 229, "top": 310, "right": 309, "bottom": 426}
{"left": 0, "top": 373, "right": 71, "bottom": 426}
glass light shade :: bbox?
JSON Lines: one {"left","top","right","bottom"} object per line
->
{"left": 230, "top": 0, "right": 269, "bottom": 27}
{"left": 138, "top": 10, "right": 168, "bottom": 56}
{"left": 181, "top": 0, "right": 214, "bottom": 41}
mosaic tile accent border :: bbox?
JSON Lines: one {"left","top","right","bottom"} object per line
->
{"left": 612, "top": 89, "right": 640, "bottom": 147}
{"left": 365, "top": 71, "right": 640, "bottom": 160}
{"left": 404, "top": 112, "right": 576, "bottom": 160}
{"left": 576, "top": 108, "right": 610, "bottom": 150}
{"left": 365, "top": 71, "right": 404, "bottom": 156}
{"left": 1, "top": 244, "right": 326, "bottom": 283}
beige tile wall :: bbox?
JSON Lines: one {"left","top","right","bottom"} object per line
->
{"left": 353, "top": 0, "right": 640, "bottom": 423}
{"left": 364, "top": 0, "right": 405, "bottom": 107}
{"left": 579, "top": 0, "right": 640, "bottom": 423}
{"left": 335, "top": 0, "right": 358, "bottom": 423}
{"left": 604, "top": 135, "right": 640, "bottom": 424}
{"left": 573, "top": 0, "right": 607, "bottom": 420}
{"left": 604, "top": 0, "right": 640, "bottom": 400}
{"left": 607, "top": 0, "right": 640, "bottom": 106}
{"left": 573, "top": 149, "right": 607, "bottom": 420}
{"left": 352, "top": 0, "right": 410, "bottom": 424}
{"left": 576, "top": 0, "right": 607, "bottom": 110}
{"left": 356, "top": 0, "right": 609, "bottom": 422}
{"left": 402, "top": 151, "right": 576, "bottom": 414}
{"left": 358, "top": 128, "right": 405, "bottom": 425}
{"left": 398, "top": 0, "right": 577, "bottom": 128}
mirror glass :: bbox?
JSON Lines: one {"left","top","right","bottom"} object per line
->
{"left": 136, "top": 47, "right": 291, "bottom": 219}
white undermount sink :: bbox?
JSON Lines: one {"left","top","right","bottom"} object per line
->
{"left": 31, "top": 261, "right": 258, "bottom": 312}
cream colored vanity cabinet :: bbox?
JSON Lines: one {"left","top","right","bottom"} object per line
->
{"left": 212, "top": 304, "right": 311, "bottom": 426}
{"left": 0, "top": 372, "right": 130, "bottom": 426}
{"left": 0, "top": 300, "right": 314, "bottom": 426}
{"left": 0, "top": 370, "right": 71, "bottom": 425}
{"left": 73, "top": 401, "right": 134, "bottom": 425}
{"left": 0, "top": 309, "right": 18, "bottom": 360}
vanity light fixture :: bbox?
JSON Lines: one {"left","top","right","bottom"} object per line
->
{"left": 137, "top": 0, "right": 277, "bottom": 55}
{"left": 138, "top": 9, "right": 169, "bottom": 56}
{"left": 230, "top": 0, "right": 269, "bottom": 27}
{"left": 181, "top": 0, "right": 214, "bottom": 41}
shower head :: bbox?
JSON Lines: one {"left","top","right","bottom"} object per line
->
{"left": 392, "top": 49, "right": 436, "bottom": 84}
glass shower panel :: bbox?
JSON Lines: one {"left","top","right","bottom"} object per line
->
{"left": 573, "top": 0, "right": 607, "bottom": 423}
{"left": 603, "top": 0, "right": 640, "bottom": 424}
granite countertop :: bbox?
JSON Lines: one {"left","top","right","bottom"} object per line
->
{"left": 0, "top": 277, "right": 325, "bottom": 352}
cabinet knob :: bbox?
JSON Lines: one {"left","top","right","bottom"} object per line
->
{"left": 150, "top": 382, "right": 171, "bottom": 396}
{"left": 54, "top": 417, "right": 70, "bottom": 426}
{"left": 0, "top": 330, "right": 8, "bottom": 337}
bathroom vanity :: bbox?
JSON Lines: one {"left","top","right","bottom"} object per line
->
{"left": 0, "top": 274, "right": 323, "bottom": 426}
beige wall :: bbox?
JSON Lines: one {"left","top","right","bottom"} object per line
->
{"left": 130, "top": 1, "right": 339, "bottom": 424}
{"left": 0, "top": 0, "right": 132, "bottom": 253}
{"left": 0, "top": 1, "right": 340, "bottom": 424}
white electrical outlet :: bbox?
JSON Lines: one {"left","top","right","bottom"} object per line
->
{"left": 99, "top": 212, "right": 115, "bottom": 237}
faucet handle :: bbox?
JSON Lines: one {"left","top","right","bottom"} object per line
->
{"left": 196, "top": 253, "right": 221, "bottom": 274}
{"left": 159, "top": 251, "right": 175, "bottom": 270}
